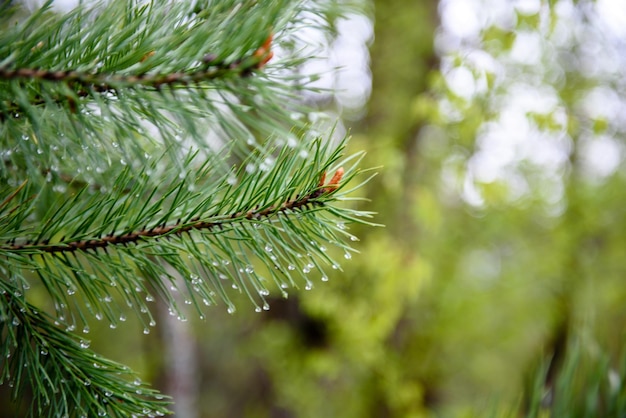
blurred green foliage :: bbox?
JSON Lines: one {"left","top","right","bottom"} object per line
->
{"left": 116, "top": 1, "right": 625, "bottom": 416}
{"left": 11, "top": 0, "right": 624, "bottom": 417}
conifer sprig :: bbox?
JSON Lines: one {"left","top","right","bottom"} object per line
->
{"left": 0, "top": 136, "right": 373, "bottom": 327}
{"left": 1, "top": 284, "right": 171, "bottom": 418}
{"left": 0, "top": 0, "right": 372, "bottom": 415}
{"left": 0, "top": 0, "right": 321, "bottom": 181}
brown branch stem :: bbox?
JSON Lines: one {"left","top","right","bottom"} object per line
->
{"left": 4, "top": 189, "right": 326, "bottom": 255}
{"left": 0, "top": 42, "right": 272, "bottom": 116}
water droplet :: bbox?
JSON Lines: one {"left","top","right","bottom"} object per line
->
{"left": 80, "top": 340, "right": 90, "bottom": 349}
{"left": 133, "top": 378, "right": 142, "bottom": 386}
{"left": 280, "top": 283, "right": 288, "bottom": 289}
{"left": 350, "top": 236, "right": 359, "bottom": 241}
{"left": 227, "top": 306, "right": 236, "bottom": 314}
{"left": 66, "top": 324, "right": 75, "bottom": 332}
{"left": 262, "top": 303, "right": 270, "bottom": 311}
{"left": 82, "top": 326, "right": 90, "bottom": 333}
{"left": 303, "top": 267, "right": 310, "bottom": 274}
{"left": 145, "top": 295, "right": 155, "bottom": 302}
{"left": 255, "top": 307, "right": 262, "bottom": 313}
{"left": 319, "top": 246, "right": 327, "bottom": 252}
{"left": 40, "top": 349, "right": 48, "bottom": 355}
{"left": 95, "top": 313, "right": 103, "bottom": 320}
{"left": 67, "top": 288, "right": 76, "bottom": 295}
{"left": 321, "top": 275, "right": 329, "bottom": 282}
{"left": 332, "top": 264, "right": 339, "bottom": 270}
{"left": 337, "top": 222, "right": 346, "bottom": 230}
{"left": 305, "top": 282, "right": 313, "bottom": 291}
{"left": 103, "top": 296, "right": 112, "bottom": 303}
{"left": 119, "top": 314, "right": 126, "bottom": 322}
{"left": 231, "top": 284, "right": 238, "bottom": 290}
{"left": 11, "top": 317, "right": 20, "bottom": 326}
{"left": 202, "top": 299, "right": 211, "bottom": 306}
{"left": 149, "top": 320, "right": 156, "bottom": 327}
{"left": 259, "top": 157, "right": 275, "bottom": 172}
{"left": 344, "top": 252, "right": 352, "bottom": 260}
{"left": 84, "top": 379, "right": 91, "bottom": 386}
{"left": 143, "top": 328, "right": 150, "bottom": 334}
{"left": 288, "top": 264, "right": 295, "bottom": 271}
{"left": 104, "top": 390, "right": 113, "bottom": 397}
{"left": 258, "top": 289, "right": 269, "bottom": 296}
{"left": 109, "top": 323, "right": 117, "bottom": 329}
{"left": 264, "top": 245, "right": 273, "bottom": 252}
{"left": 98, "top": 409, "right": 106, "bottom": 416}
{"left": 219, "top": 274, "right": 227, "bottom": 280}
{"left": 245, "top": 266, "right": 254, "bottom": 274}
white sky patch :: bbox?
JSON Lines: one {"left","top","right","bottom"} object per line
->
{"left": 514, "top": 0, "right": 542, "bottom": 15}
{"left": 332, "top": 14, "right": 374, "bottom": 116}
{"left": 581, "top": 86, "right": 624, "bottom": 122}
{"left": 509, "top": 31, "right": 543, "bottom": 65}
{"left": 580, "top": 135, "right": 622, "bottom": 179}
{"left": 440, "top": 0, "right": 483, "bottom": 39}
{"left": 596, "top": 0, "right": 626, "bottom": 37}
{"left": 446, "top": 66, "right": 476, "bottom": 100}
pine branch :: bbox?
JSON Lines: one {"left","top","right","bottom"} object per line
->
{"left": 3, "top": 179, "right": 336, "bottom": 255}
{"left": 0, "top": 33, "right": 274, "bottom": 115}
{"left": 1, "top": 283, "right": 171, "bottom": 417}
{"left": 0, "top": 0, "right": 313, "bottom": 181}
{"left": 0, "top": 137, "right": 374, "bottom": 323}
{"left": 0, "top": 1, "right": 373, "bottom": 415}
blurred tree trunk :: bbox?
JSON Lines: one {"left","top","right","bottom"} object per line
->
{"left": 360, "top": 0, "right": 439, "bottom": 243}
{"left": 359, "top": 0, "right": 441, "bottom": 415}
{"left": 157, "top": 274, "right": 199, "bottom": 418}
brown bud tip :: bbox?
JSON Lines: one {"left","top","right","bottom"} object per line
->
{"left": 329, "top": 167, "right": 344, "bottom": 186}
{"left": 324, "top": 167, "right": 344, "bottom": 193}
{"left": 140, "top": 50, "right": 155, "bottom": 62}
{"left": 318, "top": 171, "right": 327, "bottom": 188}
{"left": 253, "top": 32, "right": 274, "bottom": 68}
{"left": 260, "top": 51, "right": 274, "bottom": 66}
{"left": 261, "top": 33, "right": 273, "bottom": 51}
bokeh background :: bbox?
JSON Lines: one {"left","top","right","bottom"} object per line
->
{"left": 8, "top": 0, "right": 626, "bottom": 416}
{"left": 156, "top": 1, "right": 625, "bottom": 416}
